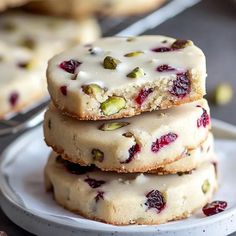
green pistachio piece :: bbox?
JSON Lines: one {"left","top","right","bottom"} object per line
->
{"left": 171, "top": 39, "right": 193, "bottom": 49}
{"left": 18, "top": 60, "right": 35, "bottom": 70}
{"left": 122, "top": 132, "right": 133, "bottom": 138}
{"left": 127, "top": 67, "right": 145, "bottom": 78}
{"left": 82, "top": 84, "right": 103, "bottom": 96}
{"left": 202, "top": 179, "right": 210, "bottom": 194}
{"left": 124, "top": 51, "right": 144, "bottom": 57}
{"left": 99, "top": 122, "right": 130, "bottom": 131}
{"left": 100, "top": 96, "right": 126, "bottom": 116}
{"left": 212, "top": 83, "right": 234, "bottom": 106}
{"left": 126, "top": 37, "right": 136, "bottom": 42}
{"left": 103, "top": 56, "right": 120, "bottom": 69}
{"left": 20, "top": 38, "right": 36, "bottom": 50}
{"left": 92, "top": 149, "right": 104, "bottom": 162}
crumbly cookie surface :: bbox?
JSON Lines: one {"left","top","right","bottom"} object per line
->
{"left": 44, "top": 99, "right": 211, "bottom": 172}
{"left": 45, "top": 152, "right": 217, "bottom": 225}
{"left": 47, "top": 35, "right": 206, "bottom": 120}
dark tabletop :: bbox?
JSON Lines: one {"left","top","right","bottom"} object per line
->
{"left": 1, "top": 0, "right": 236, "bottom": 235}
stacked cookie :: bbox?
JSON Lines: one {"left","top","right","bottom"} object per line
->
{"left": 44, "top": 35, "right": 217, "bottom": 225}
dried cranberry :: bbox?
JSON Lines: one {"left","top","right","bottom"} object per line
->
{"left": 197, "top": 106, "right": 210, "bottom": 128}
{"left": 145, "top": 189, "right": 166, "bottom": 213}
{"left": 9, "top": 92, "right": 19, "bottom": 107}
{"left": 120, "top": 144, "right": 141, "bottom": 164}
{"left": 169, "top": 72, "right": 191, "bottom": 98}
{"left": 135, "top": 88, "right": 153, "bottom": 105}
{"left": 59, "top": 59, "right": 82, "bottom": 74}
{"left": 156, "top": 64, "right": 175, "bottom": 72}
{"left": 95, "top": 191, "right": 104, "bottom": 202}
{"left": 60, "top": 86, "right": 67, "bottom": 96}
{"left": 151, "top": 47, "right": 172, "bottom": 52}
{"left": 202, "top": 201, "right": 227, "bottom": 216}
{"left": 151, "top": 132, "right": 178, "bottom": 153}
{"left": 84, "top": 177, "right": 106, "bottom": 188}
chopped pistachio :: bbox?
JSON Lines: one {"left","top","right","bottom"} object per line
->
{"left": 212, "top": 83, "right": 234, "bottom": 106}
{"left": 124, "top": 51, "right": 144, "bottom": 57}
{"left": 127, "top": 67, "right": 145, "bottom": 78}
{"left": 122, "top": 132, "right": 133, "bottom": 138}
{"left": 171, "top": 39, "right": 193, "bottom": 49}
{"left": 202, "top": 179, "right": 210, "bottom": 194}
{"left": 126, "top": 37, "right": 136, "bottom": 42}
{"left": 20, "top": 38, "right": 36, "bottom": 50}
{"left": 92, "top": 149, "right": 104, "bottom": 162}
{"left": 17, "top": 59, "right": 35, "bottom": 70}
{"left": 103, "top": 56, "right": 120, "bottom": 69}
{"left": 99, "top": 122, "right": 130, "bottom": 131}
{"left": 100, "top": 96, "right": 126, "bottom": 116}
{"left": 82, "top": 84, "right": 103, "bottom": 96}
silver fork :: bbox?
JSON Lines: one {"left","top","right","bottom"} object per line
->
{"left": 0, "top": 0, "right": 200, "bottom": 137}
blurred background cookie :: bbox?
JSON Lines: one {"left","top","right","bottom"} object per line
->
{"left": 23, "top": 0, "right": 166, "bottom": 18}
{"left": 0, "top": 11, "right": 100, "bottom": 118}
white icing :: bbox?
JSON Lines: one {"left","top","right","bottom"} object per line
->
{"left": 48, "top": 35, "right": 206, "bottom": 90}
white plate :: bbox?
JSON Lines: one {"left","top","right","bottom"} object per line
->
{"left": 1, "top": 119, "right": 236, "bottom": 236}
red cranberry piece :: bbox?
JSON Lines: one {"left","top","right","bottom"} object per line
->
{"left": 151, "top": 47, "right": 172, "bottom": 52}
{"left": 95, "top": 191, "right": 104, "bottom": 202}
{"left": 135, "top": 88, "right": 153, "bottom": 105}
{"left": 59, "top": 59, "right": 82, "bottom": 74}
{"left": 9, "top": 92, "right": 19, "bottom": 107}
{"left": 120, "top": 144, "right": 141, "bottom": 164}
{"left": 84, "top": 177, "right": 106, "bottom": 188}
{"left": 145, "top": 189, "right": 166, "bottom": 213}
{"left": 169, "top": 72, "right": 191, "bottom": 98}
{"left": 60, "top": 86, "right": 67, "bottom": 96}
{"left": 156, "top": 64, "right": 176, "bottom": 72}
{"left": 202, "top": 201, "right": 227, "bottom": 216}
{"left": 197, "top": 106, "right": 210, "bottom": 128}
{"left": 151, "top": 132, "right": 178, "bottom": 153}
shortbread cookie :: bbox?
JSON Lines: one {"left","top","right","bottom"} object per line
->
{"left": 152, "top": 132, "right": 214, "bottom": 174}
{"left": 45, "top": 152, "right": 217, "bottom": 225}
{"left": 24, "top": 0, "right": 165, "bottom": 18}
{"left": 0, "top": 12, "right": 100, "bottom": 118}
{"left": 44, "top": 99, "right": 211, "bottom": 173}
{"left": 47, "top": 35, "right": 206, "bottom": 120}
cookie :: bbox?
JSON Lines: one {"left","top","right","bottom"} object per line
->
{"left": 44, "top": 99, "right": 211, "bottom": 173}
{"left": 24, "top": 0, "right": 166, "bottom": 18}
{"left": 0, "top": 12, "right": 100, "bottom": 118}
{"left": 45, "top": 152, "right": 217, "bottom": 225}
{"left": 47, "top": 35, "right": 206, "bottom": 120}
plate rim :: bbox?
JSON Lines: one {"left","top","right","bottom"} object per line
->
{"left": 1, "top": 118, "right": 236, "bottom": 234}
